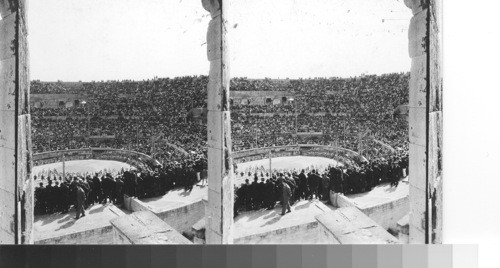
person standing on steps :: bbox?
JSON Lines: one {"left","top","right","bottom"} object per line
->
{"left": 280, "top": 178, "right": 292, "bottom": 216}
{"left": 75, "top": 184, "right": 86, "bottom": 220}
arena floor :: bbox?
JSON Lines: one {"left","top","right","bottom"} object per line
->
{"left": 236, "top": 156, "right": 341, "bottom": 172}
{"left": 33, "top": 159, "right": 134, "bottom": 176}
{"left": 33, "top": 156, "right": 339, "bottom": 186}
{"left": 234, "top": 156, "right": 341, "bottom": 186}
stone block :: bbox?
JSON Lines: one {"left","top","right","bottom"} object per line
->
{"left": 223, "top": 113, "right": 232, "bottom": 150}
{"left": 0, "top": 0, "right": 16, "bottom": 22}
{"left": 0, "top": 57, "right": 16, "bottom": 112}
{"left": 18, "top": 25, "right": 30, "bottom": 115}
{"left": 0, "top": 187, "right": 15, "bottom": 243}
{"left": 18, "top": 0, "right": 27, "bottom": 34}
{"left": 409, "top": 107, "right": 426, "bottom": 147}
{"left": 315, "top": 207, "right": 398, "bottom": 244}
{"left": 207, "top": 147, "right": 223, "bottom": 191}
{"left": 0, "top": 110, "right": 15, "bottom": 150}
{"left": 207, "top": 110, "right": 223, "bottom": 148}
{"left": 207, "top": 188, "right": 222, "bottom": 219}
{"left": 409, "top": 55, "right": 427, "bottom": 109}
{"left": 110, "top": 210, "right": 191, "bottom": 244}
{"left": 397, "top": 214, "right": 410, "bottom": 235}
{"left": 221, "top": 176, "right": 234, "bottom": 241}
{"left": 22, "top": 177, "right": 34, "bottom": 244}
{"left": 17, "top": 114, "right": 31, "bottom": 157}
{"left": 409, "top": 185, "right": 426, "bottom": 232}
{"left": 205, "top": 226, "right": 222, "bottom": 244}
{"left": 409, "top": 224, "right": 425, "bottom": 244}
{"left": 207, "top": 60, "right": 222, "bottom": 111}
{"left": 431, "top": 176, "right": 443, "bottom": 244}
{"left": 429, "top": 19, "right": 442, "bottom": 113}
{"left": 207, "top": 18, "right": 222, "bottom": 61}
{"left": 0, "top": 227, "right": 15, "bottom": 244}
{"left": 428, "top": 112, "right": 442, "bottom": 183}
{"left": 409, "top": 143, "right": 426, "bottom": 191}
{"left": 206, "top": 189, "right": 223, "bottom": 242}
{"left": 206, "top": 214, "right": 222, "bottom": 238}
{"left": 430, "top": 0, "right": 442, "bottom": 28}
{"left": 0, "top": 13, "right": 15, "bottom": 61}
{"left": 408, "top": 10, "right": 428, "bottom": 58}
{"left": 0, "top": 146, "right": 15, "bottom": 193}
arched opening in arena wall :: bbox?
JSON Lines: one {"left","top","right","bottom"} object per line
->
{"left": 0, "top": 0, "right": 441, "bottom": 245}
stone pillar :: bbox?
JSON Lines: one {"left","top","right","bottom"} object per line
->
{"left": 0, "top": 0, "right": 33, "bottom": 244}
{"left": 202, "top": 0, "right": 234, "bottom": 244}
{"left": 405, "top": 0, "right": 442, "bottom": 244}
{"left": 428, "top": 0, "right": 443, "bottom": 244}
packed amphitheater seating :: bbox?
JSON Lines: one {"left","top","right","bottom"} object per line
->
{"left": 30, "top": 73, "right": 409, "bottom": 215}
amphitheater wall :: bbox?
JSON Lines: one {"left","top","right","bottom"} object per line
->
{"left": 35, "top": 225, "right": 114, "bottom": 245}
{"left": 32, "top": 148, "right": 158, "bottom": 170}
{"left": 230, "top": 91, "right": 294, "bottom": 106}
{"left": 30, "top": 94, "right": 86, "bottom": 109}
{"left": 232, "top": 145, "right": 366, "bottom": 165}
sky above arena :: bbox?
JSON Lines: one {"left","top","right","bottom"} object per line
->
{"left": 28, "top": 0, "right": 412, "bottom": 81}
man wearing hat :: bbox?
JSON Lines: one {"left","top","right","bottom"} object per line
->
{"left": 280, "top": 178, "right": 292, "bottom": 216}
{"left": 75, "top": 183, "right": 86, "bottom": 220}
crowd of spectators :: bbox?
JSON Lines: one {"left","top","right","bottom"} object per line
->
{"left": 231, "top": 73, "right": 409, "bottom": 159}
{"left": 31, "top": 76, "right": 208, "bottom": 163}
{"left": 234, "top": 154, "right": 408, "bottom": 216}
{"left": 31, "top": 72, "right": 409, "bottom": 215}
{"left": 34, "top": 163, "right": 206, "bottom": 216}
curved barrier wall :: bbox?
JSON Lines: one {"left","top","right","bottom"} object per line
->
{"left": 34, "top": 145, "right": 365, "bottom": 170}
{"left": 33, "top": 148, "right": 160, "bottom": 170}
{"left": 232, "top": 144, "right": 368, "bottom": 165}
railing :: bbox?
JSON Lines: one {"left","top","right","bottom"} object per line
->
{"left": 33, "top": 148, "right": 160, "bottom": 170}
{"left": 232, "top": 144, "right": 368, "bottom": 165}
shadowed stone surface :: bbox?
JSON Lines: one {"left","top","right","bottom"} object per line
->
{"left": 233, "top": 200, "right": 331, "bottom": 244}
{"left": 316, "top": 207, "right": 399, "bottom": 244}
{"left": 34, "top": 203, "right": 126, "bottom": 244}
{"left": 111, "top": 210, "right": 191, "bottom": 244}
